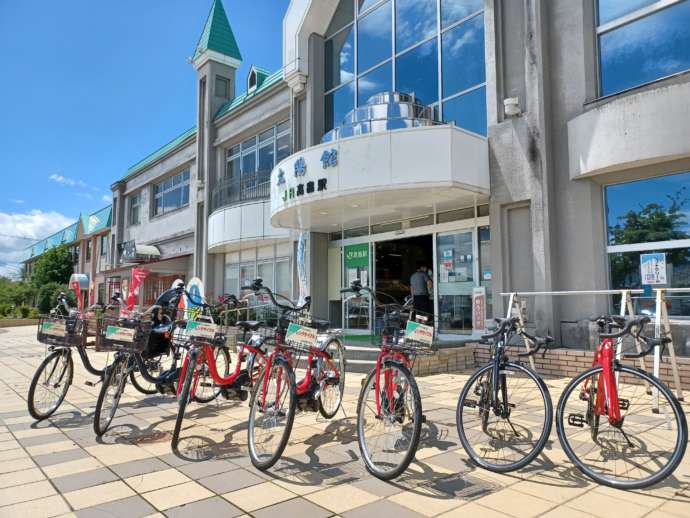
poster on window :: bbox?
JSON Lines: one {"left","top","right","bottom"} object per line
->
{"left": 472, "top": 286, "right": 487, "bottom": 332}
{"left": 640, "top": 253, "right": 667, "bottom": 285}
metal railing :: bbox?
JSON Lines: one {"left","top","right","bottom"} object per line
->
{"left": 211, "top": 171, "right": 271, "bottom": 212}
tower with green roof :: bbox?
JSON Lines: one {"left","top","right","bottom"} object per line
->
{"left": 193, "top": 0, "right": 242, "bottom": 279}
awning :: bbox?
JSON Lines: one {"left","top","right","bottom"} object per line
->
{"left": 121, "top": 241, "right": 161, "bottom": 262}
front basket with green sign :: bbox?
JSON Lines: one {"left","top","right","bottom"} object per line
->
{"left": 37, "top": 315, "right": 86, "bottom": 348}
{"left": 400, "top": 319, "right": 436, "bottom": 356}
{"left": 96, "top": 317, "right": 152, "bottom": 353}
{"left": 285, "top": 322, "right": 318, "bottom": 352}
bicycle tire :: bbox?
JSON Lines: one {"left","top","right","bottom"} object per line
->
{"left": 357, "top": 360, "right": 422, "bottom": 480}
{"left": 556, "top": 364, "right": 688, "bottom": 489}
{"left": 94, "top": 355, "right": 127, "bottom": 436}
{"left": 130, "top": 350, "right": 176, "bottom": 395}
{"left": 172, "top": 354, "right": 196, "bottom": 451}
{"left": 247, "top": 356, "right": 296, "bottom": 470}
{"left": 194, "top": 346, "right": 231, "bottom": 404}
{"left": 318, "top": 338, "right": 346, "bottom": 419}
{"left": 28, "top": 349, "right": 73, "bottom": 420}
{"left": 456, "top": 361, "right": 552, "bottom": 473}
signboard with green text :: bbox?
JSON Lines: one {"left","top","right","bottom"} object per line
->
{"left": 344, "top": 243, "right": 369, "bottom": 269}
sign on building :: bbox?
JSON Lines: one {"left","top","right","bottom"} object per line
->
{"left": 640, "top": 253, "right": 667, "bottom": 285}
{"left": 472, "top": 286, "right": 487, "bottom": 332}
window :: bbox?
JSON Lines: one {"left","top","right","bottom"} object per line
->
{"left": 215, "top": 76, "right": 229, "bottom": 98}
{"left": 86, "top": 241, "right": 92, "bottom": 261}
{"left": 100, "top": 234, "right": 108, "bottom": 257}
{"left": 153, "top": 170, "right": 190, "bottom": 216}
{"left": 128, "top": 192, "right": 140, "bottom": 225}
{"left": 224, "top": 246, "right": 292, "bottom": 298}
{"left": 323, "top": 0, "right": 487, "bottom": 135}
{"left": 605, "top": 171, "right": 690, "bottom": 316}
{"left": 597, "top": 0, "right": 690, "bottom": 96}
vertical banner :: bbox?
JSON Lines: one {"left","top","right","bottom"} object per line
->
{"left": 472, "top": 286, "right": 486, "bottom": 332}
{"left": 185, "top": 277, "right": 204, "bottom": 319}
{"left": 297, "top": 232, "right": 309, "bottom": 304}
{"left": 126, "top": 268, "right": 150, "bottom": 310}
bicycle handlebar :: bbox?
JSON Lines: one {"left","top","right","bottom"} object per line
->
{"left": 599, "top": 316, "right": 650, "bottom": 339}
{"left": 242, "top": 278, "right": 311, "bottom": 313}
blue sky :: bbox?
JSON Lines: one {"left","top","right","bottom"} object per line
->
{"left": 0, "top": 0, "right": 288, "bottom": 275}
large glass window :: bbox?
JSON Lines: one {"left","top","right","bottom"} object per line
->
{"left": 598, "top": 0, "right": 690, "bottom": 96}
{"left": 225, "top": 246, "right": 292, "bottom": 299}
{"left": 605, "top": 172, "right": 690, "bottom": 317}
{"left": 153, "top": 170, "right": 190, "bottom": 217}
{"left": 323, "top": 0, "right": 487, "bottom": 135}
{"left": 128, "top": 192, "right": 140, "bottom": 225}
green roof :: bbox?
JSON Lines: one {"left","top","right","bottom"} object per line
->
{"left": 82, "top": 205, "right": 112, "bottom": 235}
{"left": 193, "top": 0, "right": 242, "bottom": 63}
{"left": 215, "top": 69, "right": 283, "bottom": 120}
{"left": 249, "top": 65, "right": 271, "bottom": 89}
{"left": 124, "top": 126, "right": 196, "bottom": 179}
{"left": 26, "top": 221, "right": 80, "bottom": 261}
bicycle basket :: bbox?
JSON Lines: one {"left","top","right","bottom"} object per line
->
{"left": 95, "top": 316, "right": 152, "bottom": 353}
{"left": 283, "top": 316, "right": 322, "bottom": 353}
{"left": 185, "top": 319, "right": 229, "bottom": 348}
{"left": 394, "top": 312, "right": 436, "bottom": 356}
{"left": 37, "top": 315, "right": 86, "bottom": 348}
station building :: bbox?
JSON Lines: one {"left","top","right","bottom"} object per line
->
{"left": 25, "top": 0, "right": 690, "bottom": 356}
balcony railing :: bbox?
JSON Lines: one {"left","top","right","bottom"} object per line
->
{"left": 211, "top": 171, "right": 271, "bottom": 212}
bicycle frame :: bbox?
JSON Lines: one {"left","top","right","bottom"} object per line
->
{"left": 583, "top": 337, "right": 623, "bottom": 426}
{"left": 374, "top": 347, "right": 413, "bottom": 416}
{"left": 177, "top": 340, "right": 264, "bottom": 400}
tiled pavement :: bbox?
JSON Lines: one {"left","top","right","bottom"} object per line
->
{"left": 0, "top": 325, "right": 688, "bottom": 518}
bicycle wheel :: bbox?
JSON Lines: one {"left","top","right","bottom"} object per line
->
{"left": 456, "top": 362, "right": 552, "bottom": 472}
{"left": 28, "top": 349, "right": 74, "bottom": 420}
{"left": 318, "top": 338, "right": 346, "bottom": 419}
{"left": 94, "top": 355, "right": 128, "bottom": 436}
{"left": 557, "top": 364, "right": 688, "bottom": 489}
{"left": 194, "top": 346, "right": 231, "bottom": 403}
{"left": 247, "top": 356, "right": 296, "bottom": 470}
{"left": 130, "top": 350, "right": 176, "bottom": 395}
{"left": 172, "top": 353, "right": 197, "bottom": 451}
{"left": 357, "top": 361, "right": 422, "bottom": 480}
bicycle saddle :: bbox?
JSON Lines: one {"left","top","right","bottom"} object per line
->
{"left": 309, "top": 318, "right": 330, "bottom": 333}
{"left": 236, "top": 320, "right": 263, "bottom": 332}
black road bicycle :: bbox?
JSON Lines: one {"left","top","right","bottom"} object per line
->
{"left": 456, "top": 317, "right": 555, "bottom": 472}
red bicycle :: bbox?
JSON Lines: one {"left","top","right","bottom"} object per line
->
{"left": 172, "top": 294, "right": 267, "bottom": 451}
{"left": 343, "top": 280, "right": 434, "bottom": 480}
{"left": 557, "top": 315, "right": 687, "bottom": 489}
{"left": 245, "top": 279, "right": 345, "bottom": 470}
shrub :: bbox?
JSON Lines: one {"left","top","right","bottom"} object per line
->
{"left": 28, "top": 308, "right": 40, "bottom": 319}
{"left": 18, "top": 305, "right": 30, "bottom": 318}
{"left": 0, "top": 303, "right": 12, "bottom": 317}
{"left": 36, "top": 282, "right": 71, "bottom": 313}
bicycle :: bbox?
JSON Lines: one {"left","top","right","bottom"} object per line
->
{"left": 456, "top": 317, "right": 554, "bottom": 472}
{"left": 28, "top": 293, "right": 108, "bottom": 420}
{"left": 171, "top": 294, "right": 267, "bottom": 452}
{"left": 556, "top": 315, "right": 688, "bottom": 489}
{"left": 93, "top": 283, "right": 197, "bottom": 436}
{"left": 343, "top": 280, "right": 435, "bottom": 480}
{"left": 245, "top": 279, "right": 346, "bottom": 471}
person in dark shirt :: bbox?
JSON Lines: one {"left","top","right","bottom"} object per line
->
{"left": 410, "top": 262, "right": 432, "bottom": 315}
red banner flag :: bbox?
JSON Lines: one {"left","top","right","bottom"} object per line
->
{"left": 126, "top": 267, "right": 151, "bottom": 310}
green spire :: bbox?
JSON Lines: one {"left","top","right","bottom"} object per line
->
{"left": 193, "top": 0, "right": 242, "bottom": 63}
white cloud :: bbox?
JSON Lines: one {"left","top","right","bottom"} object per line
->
{"left": 49, "top": 173, "right": 76, "bottom": 186}
{"left": 11, "top": 199, "right": 24, "bottom": 204}
{"left": 101, "top": 195, "right": 111, "bottom": 203}
{"left": 0, "top": 209, "right": 74, "bottom": 278}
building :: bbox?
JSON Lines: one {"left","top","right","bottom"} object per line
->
{"left": 24, "top": 205, "right": 112, "bottom": 305}
{"left": 28, "top": 0, "right": 690, "bottom": 356}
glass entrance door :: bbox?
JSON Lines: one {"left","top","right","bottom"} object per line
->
{"left": 436, "top": 230, "right": 475, "bottom": 334}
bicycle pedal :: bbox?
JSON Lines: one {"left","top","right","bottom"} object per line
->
{"left": 618, "top": 398, "right": 630, "bottom": 410}
{"left": 463, "top": 399, "right": 478, "bottom": 408}
{"left": 567, "top": 413, "right": 585, "bottom": 427}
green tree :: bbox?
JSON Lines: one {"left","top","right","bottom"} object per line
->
{"left": 30, "top": 245, "right": 73, "bottom": 287}
{"left": 36, "top": 282, "right": 76, "bottom": 313}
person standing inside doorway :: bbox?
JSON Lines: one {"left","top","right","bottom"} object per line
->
{"left": 410, "top": 262, "right": 432, "bottom": 315}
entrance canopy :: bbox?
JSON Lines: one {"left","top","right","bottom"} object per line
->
{"left": 270, "top": 125, "right": 489, "bottom": 232}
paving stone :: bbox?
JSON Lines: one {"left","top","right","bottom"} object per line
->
{"left": 198, "top": 468, "right": 264, "bottom": 494}
{"left": 111, "top": 458, "right": 171, "bottom": 479}
{"left": 73, "top": 495, "right": 157, "bottom": 518}
{"left": 33, "top": 447, "right": 90, "bottom": 467}
{"left": 16, "top": 432, "right": 68, "bottom": 447}
{"left": 52, "top": 467, "right": 120, "bottom": 493}
{"left": 343, "top": 499, "right": 426, "bottom": 518}
{"left": 252, "top": 496, "right": 332, "bottom": 518}
{"left": 177, "top": 459, "right": 239, "bottom": 479}
{"left": 351, "top": 477, "right": 405, "bottom": 498}
{"left": 164, "top": 496, "right": 244, "bottom": 518}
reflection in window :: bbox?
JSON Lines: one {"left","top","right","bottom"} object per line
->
{"left": 396, "top": 0, "right": 436, "bottom": 52}
{"left": 325, "top": 26, "right": 355, "bottom": 90}
{"left": 325, "top": 81, "right": 355, "bottom": 131}
{"left": 153, "top": 170, "right": 190, "bottom": 217}
{"left": 606, "top": 171, "right": 690, "bottom": 319}
{"left": 441, "top": 0, "right": 483, "bottom": 28}
{"left": 443, "top": 85, "right": 487, "bottom": 136}
{"left": 396, "top": 39, "right": 438, "bottom": 105}
{"left": 357, "top": 1, "right": 392, "bottom": 72}
{"left": 442, "top": 14, "right": 485, "bottom": 97}
{"left": 606, "top": 172, "right": 690, "bottom": 245}
{"left": 326, "top": 0, "right": 354, "bottom": 36}
{"left": 598, "top": 0, "right": 656, "bottom": 24}
{"left": 358, "top": 62, "right": 392, "bottom": 105}
{"left": 358, "top": 0, "right": 381, "bottom": 14}
{"left": 598, "top": 1, "right": 690, "bottom": 96}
